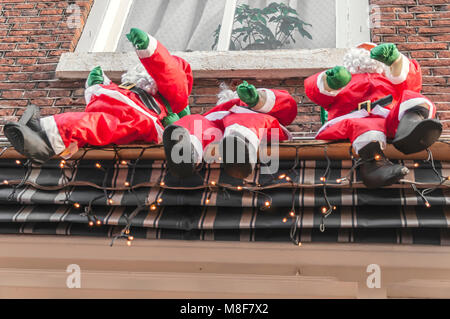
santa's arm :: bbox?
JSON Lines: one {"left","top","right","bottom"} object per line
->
{"left": 385, "top": 54, "right": 422, "bottom": 91}
{"left": 304, "top": 70, "right": 345, "bottom": 110}
{"left": 371, "top": 43, "right": 422, "bottom": 91}
{"left": 127, "top": 28, "right": 193, "bottom": 114}
{"left": 237, "top": 82, "right": 297, "bottom": 126}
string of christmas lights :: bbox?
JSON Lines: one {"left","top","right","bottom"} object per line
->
{"left": 0, "top": 143, "right": 449, "bottom": 246}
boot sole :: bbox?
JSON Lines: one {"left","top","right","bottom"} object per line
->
{"left": 220, "top": 135, "right": 254, "bottom": 179}
{"left": 4, "top": 123, "right": 25, "bottom": 154}
{"left": 163, "top": 125, "right": 196, "bottom": 178}
{"left": 4, "top": 122, "right": 54, "bottom": 164}
{"left": 393, "top": 119, "right": 442, "bottom": 155}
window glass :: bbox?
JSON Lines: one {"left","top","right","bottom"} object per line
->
{"left": 116, "top": 0, "right": 226, "bottom": 52}
{"left": 222, "top": 0, "right": 336, "bottom": 51}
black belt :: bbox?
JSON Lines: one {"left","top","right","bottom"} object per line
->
{"left": 119, "top": 82, "right": 161, "bottom": 115}
{"left": 354, "top": 95, "right": 393, "bottom": 113}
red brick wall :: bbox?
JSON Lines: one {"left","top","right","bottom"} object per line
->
{"left": 0, "top": 0, "right": 448, "bottom": 138}
{"left": 0, "top": 0, "right": 94, "bottom": 136}
{"left": 370, "top": 0, "right": 450, "bottom": 131}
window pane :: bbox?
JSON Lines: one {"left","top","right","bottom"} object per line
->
{"left": 229, "top": 0, "right": 336, "bottom": 50}
{"left": 116, "top": 0, "right": 226, "bottom": 52}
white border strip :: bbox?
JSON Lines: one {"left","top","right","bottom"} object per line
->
{"left": 40, "top": 117, "right": 66, "bottom": 155}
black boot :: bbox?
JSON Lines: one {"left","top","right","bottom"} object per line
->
{"left": 359, "top": 142, "right": 409, "bottom": 188}
{"left": 163, "top": 125, "right": 199, "bottom": 178}
{"left": 4, "top": 105, "right": 55, "bottom": 164}
{"left": 219, "top": 135, "right": 255, "bottom": 179}
{"left": 393, "top": 106, "right": 442, "bottom": 155}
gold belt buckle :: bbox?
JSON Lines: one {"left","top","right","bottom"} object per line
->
{"left": 358, "top": 100, "right": 372, "bottom": 113}
{"left": 118, "top": 82, "right": 136, "bottom": 90}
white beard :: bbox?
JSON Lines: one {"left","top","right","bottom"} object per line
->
{"left": 343, "top": 48, "right": 388, "bottom": 75}
{"left": 217, "top": 82, "right": 238, "bottom": 105}
{"left": 121, "top": 64, "right": 158, "bottom": 95}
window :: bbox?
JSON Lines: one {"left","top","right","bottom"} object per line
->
{"left": 76, "top": 0, "right": 371, "bottom": 53}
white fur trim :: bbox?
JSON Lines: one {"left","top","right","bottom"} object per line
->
{"left": 317, "top": 71, "right": 343, "bottom": 97}
{"left": 254, "top": 89, "right": 276, "bottom": 113}
{"left": 85, "top": 85, "right": 164, "bottom": 142}
{"left": 398, "top": 98, "right": 434, "bottom": 121}
{"left": 230, "top": 105, "right": 256, "bottom": 114}
{"left": 40, "top": 116, "right": 66, "bottom": 155}
{"left": 223, "top": 124, "right": 260, "bottom": 163}
{"left": 385, "top": 54, "right": 410, "bottom": 85}
{"left": 205, "top": 111, "right": 231, "bottom": 121}
{"left": 316, "top": 109, "right": 370, "bottom": 137}
{"left": 135, "top": 34, "right": 158, "bottom": 59}
{"left": 353, "top": 130, "right": 387, "bottom": 155}
{"left": 371, "top": 105, "right": 390, "bottom": 118}
{"left": 189, "top": 134, "right": 203, "bottom": 162}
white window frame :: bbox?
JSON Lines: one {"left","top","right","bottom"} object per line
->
{"left": 76, "top": 0, "right": 371, "bottom": 53}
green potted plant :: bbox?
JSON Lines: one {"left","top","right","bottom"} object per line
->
{"left": 212, "top": 2, "right": 313, "bottom": 51}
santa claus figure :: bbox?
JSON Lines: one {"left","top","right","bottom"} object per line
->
{"left": 4, "top": 28, "right": 192, "bottom": 163}
{"left": 305, "top": 42, "right": 442, "bottom": 188}
{"left": 163, "top": 81, "right": 297, "bottom": 179}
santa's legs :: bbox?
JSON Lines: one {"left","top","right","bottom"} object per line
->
{"left": 386, "top": 91, "right": 442, "bottom": 155}
{"left": 317, "top": 117, "right": 408, "bottom": 188}
{"left": 163, "top": 114, "right": 221, "bottom": 178}
{"left": 4, "top": 105, "right": 55, "bottom": 164}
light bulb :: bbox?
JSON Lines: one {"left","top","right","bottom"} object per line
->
{"left": 124, "top": 181, "right": 130, "bottom": 187}
{"left": 96, "top": 220, "right": 102, "bottom": 226}
{"left": 320, "top": 176, "right": 326, "bottom": 182}
{"left": 425, "top": 201, "right": 431, "bottom": 208}
{"left": 157, "top": 198, "right": 163, "bottom": 204}
{"left": 210, "top": 181, "right": 216, "bottom": 186}
{"left": 121, "top": 160, "right": 127, "bottom": 165}
{"left": 282, "top": 218, "right": 287, "bottom": 223}
{"left": 278, "top": 174, "right": 286, "bottom": 180}
{"left": 237, "top": 186, "right": 243, "bottom": 191}
{"left": 108, "top": 199, "right": 114, "bottom": 205}
{"left": 289, "top": 211, "right": 295, "bottom": 217}
{"left": 336, "top": 179, "right": 342, "bottom": 184}
{"left": 321, "top": 207, "right": 328, "bottom": 214}
{"left": 95, "top": 163, "right": 102, "bottom": 169}
{"left": 3, "top": 180, "right": 8, "bottom": 185}
{"left": 128, "top": 236, "right": 134, "bottom": 241}
{"left": 160, "top": 181, "right": 165, "bottom": 186}
{"left": 15, "top": 160, "right": 21, "bottom": 165}
{"left": 150, "top": 204, "right": 157, "bottom": 211}
{"left": 88, "top": 220, "right": 94, "bottom": 227}
{"left": 285, "top": 176, "right": 291, "bottom": 182}
{"left": 375, "top": 154, "right": 381, "bottom": 161}
{"left": 74, "top": 203, "right": 80, "bottom": 209}
{"left": 127, "top": 240, "right": 132, "bottom": 246}
{"left": 265, "top": 201, "right": 271, "bottom": 207}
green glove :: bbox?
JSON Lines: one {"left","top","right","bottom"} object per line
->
{"left": 370, "top": 43, "right": 400, "bottom": 66}
{"left": 237, "top": 81, "right": 259, "bottom": 107}
{"left": 177, "top": 106, "right": 191, "bottom": 119}
{"left": 87, "top": 66, "right": 104, "bottom": 87}
{"left": 162, "top": 113, "right": 180, "bottom": 127}
{"left": 126, "top": 28, "right": 150, "bottom": 50}
{"left": 325, "top": 66, "right": 352, "bottom": 90}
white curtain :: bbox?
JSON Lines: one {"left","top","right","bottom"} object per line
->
{"left": 117, "top": 0, "right": 226, "bottom": 52}
{"left": 116, "top": 0, "right": 336, "bottom": 52}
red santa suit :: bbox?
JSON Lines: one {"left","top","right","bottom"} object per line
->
{"left": 172, "top": 89, "right": 297, "bottom": 162}
{"left": 40, "top": 36, "right": 193, "bottom": 158}
{"left": 305, "top": 46, "right": 436, "bottom": 154}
